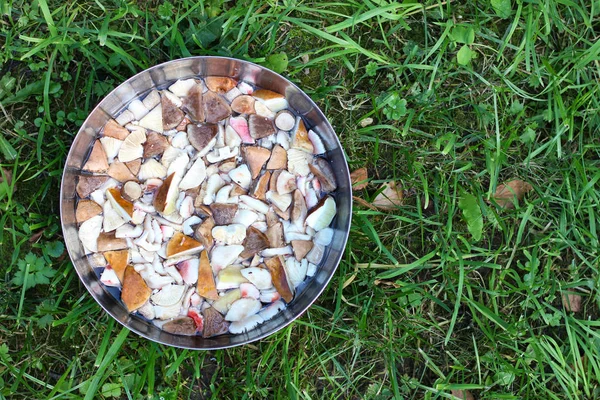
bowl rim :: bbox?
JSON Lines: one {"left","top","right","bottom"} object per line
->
{"left": 60, "top": 56, "right": 352, "bottom": 349}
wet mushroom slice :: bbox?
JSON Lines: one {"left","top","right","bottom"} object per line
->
{"left": 309, "top": 158, "right": 337, "bottom": 192}
{"left": 202, "top": 307, "right": 230, "bottom": 338}
{"left": 121, "top": 265, "right": 152, "bottom": 312}
{"left": 291, "top": 240, "right": 313, "bottom": 261}
{"left": 108, "top": 161, "right": 137, "bottom": 182}
{"left": 248, "top": 114, "right": 276, "bottom": 139}
{"left": 76, "top": 200, "right": 102, "bottom": 223}
{"left": 188, "top": 124, "right": 218, "bottom": 152}
{"left": 231, "top": 95, "right": 255, "bottom": 114}
{"left": 291, "top": 119, "right": 314, "bottom": 153}
{"left": 104, "top": 250, "right": 128, "bottom": 282}
{"left": 266, "top": 145, "right": 287, "bottom": 170}
{"left": 240, "top": 226, "right": 270, "bottom": 259}
{"left": 266, "top": 222, "right": 285, "bottom": 248}
{"left": 197, "top": 250, "right": 218, "bottom": 300}
{"left": 143, "top": 132, "right": 169, "bottom": 158}
{"left": 162, "top": 317, "right": 197, "bottom": 336}
{"left": 252, "top": 171, "right": 271, "bottom": 201}
{"left": 205, "top": 77, "right": 237, "bottom": 94}
{"left": 194, "top": 217, "right": 215, "bottom": 249}
{"left": 305, "top": 196, "right": 337, "bottom": 231}
{"left": 97, "top": 232, "right": 128, "bottom": 252}
{"left": 121, "top": 181, "right": 142, "bottom": 202}
{"left": 264, "top": 256, "right": 294, "bottom": 303}
{"left": 154, "top": 172, "right": 180, "bottom": 215}
{"left": 182, "top": 84, "right": 204, "bottom": 122}
{"left": 243, "top": 146, "right": 271, "bottom": 179}
{"left": 210, "top": 203, "right": 238, "bottom": 225}
{"left": 162, "top": 91, "right": 185, "bottom": 130}
{"left": 82, "top": 141, "right": 109, "bottom": 173}
{"left": 253, "top": 89, "right": 288, "bottom": 112}
{"left": 166, "top": 232, "right": 203, "bottom": 257}
{"left": 103, "top": 119, "right": 129, "bottom": 140}
{"left": 125, "top": 159, "right": 141, "bottom": 175}
{"left": 203, "top": 91, "right": 232, "bottom": 123}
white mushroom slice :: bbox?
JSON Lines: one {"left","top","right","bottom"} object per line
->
{"left": 308, "top": 130, "right": 326, "bottom": 154}
{"left": 287, "top": 149, "right": 312, "bottom": 176}
{"left": 306, "top": 263, "right": 318, "bottom": 277}
{"left": 212, "top": 224, "right": 247, "bottom": 245}
{"left": 239, "top": 282, "right": 260, "bottom": 299}
{"left": 115, "top": 109, "right": 134, "bottom": 126}
{"left": 306, "top": 243, "right": 325, "bottom": 265}
{"left": 305, "top": 196, "right": 336, "bottom": 231}
{"left": 178, "top": 196, "right": 194, "bottom": 220}
{"left": 103, "top": 201, "right": 126, "bottom": 232}
{"left": 168, "top": 79, "right": 196, "bottom": 97}
{"left": 105, "top": 190, "right": 133, "bottom": 223}
{"left": 251, "top": 221, "right": 267, "bottom": 232}
{"left": 276, "top": 131, "right": 290, "bottom": 150}
{"left": 139, "top": 104, "right": 163, "bottom": 133}
{"left": 240, "top": 267, "right": 272, "bottom": 290}
{"left": 162, "top": 90, "right": 182, "bottom": 107}
{"left": 152, "top": 254, "right": 164, "bottom": 274}
{"left": 212, "top": 289, "right": 242, "bottom": 314}
{"left": 89, "top": 189, "right": 105, "bottom": 207}
{"left": 152, "top": 219, "right": 162, "bottom": 243}
{"left": 198, "top": 137, "right": 217, "bottom": 157}
{"left": 135, "top": 237, "right": 161, "bottom": 252}
{"left": 142, "top": 89, "right": 161, "bottom": 109}
{"left": 261, "top": 246, "right": 293, "bottom": 257}
{"left": 254, "top": 101, "right": 275, "bottom": 118}
{"left": 225, "top": 125, "right": 242, "bottom": 148}
{"left": 163, "top": 254, "right": 194, "bottom": 267}
{"left": 78, "top": 215, "right": 103, "bottom": 254}
{"left": 259, "top": 288, "right": 281, "bottom": 303}
{"left": 88, "top": 252, "right": 107, "bottom": 268}
{"left": 215, "top": 185, "right": 233, "bottom": 203}
{"left": 151, "top": 284, "right": 186, "bottom": 307}
{"left": 238, "top": 81, "right": 253, "bottom": 95}
{"left": 167, "top": 153, "right": 190, "bottom": 178}
{"left": 314, "top": 227, "right": 333, "bottom": 246}
{"left": 118, "top": 127, "right": 146, "bottom": 163}
{"left": 182, "top": 287, "right": 196, "bottom": 308}
{"left": 216, "top": 265, "right": 249, "bottom": 290}
{"left": 284, "top": 257, "right": 307, "bottom": 289}
{"left": 154, "top": 303, "right": 181, "bottom": 320}
{"left": 161, "top": 146, "right": 186, "bottom": 168}
{"left": 210, "top": 245, "right": 244, "bottom": 274}
{"left": 206, "top": 146, "right": 239, "bottom": 164}
{"left": 100, "top": 267, "right": 120, "bottom": 287}
{"left": 203, "top": 174, "right": 226, "bottom": 205}
{"left": 275, "top": 110, "right": 295, "bottom": 131}
{"left": 134, "top": 201, "right": 156, "bottom": 214}
{"left": 130, "top": 250, "right": 145, "bottom": 264}
{"left": 177, "top": 258, "right": 199, "bottom": 285}
{"left": 228, "top": 164, "right": 252, "bottom": 189}
{"left": 128, "top": 99, "right": 149, "bottom": 120}
{"left": 258, "top": 300, "right": 286, "bottom": 321}
{"left": 137, "top": 301, "right": 156, "bottom": 320}
{"left": 161, "top": 225, "right": 175, "bottom": 239}
{"left": 99, "top": 137, "right": 123, "bottom": 162}
{"left": 179, "top": 158, "right": 206, "bottom": 190}
{"left": 172, "top": 130, "right": 190, "bottom": 149}
{"left": 229, "top": 314, "right": 264, "bottom": 334}
{"left": 224, "top": 86, "right": 242, "bottom": 102}
{"left": 154, "top": 213, "right": 183, "bottom": 228}
{"left": 144, "top": 215, "right": 155, "bottom": 244}
{"left": 131, "top": 209, "right": 146, "bottom": 225}
{"left": 138, "top": 159, "right": 167, "bottom": 181}
{"left": 239, "top": 195, "right": 269, "bottom": 214}
{"left": 182, "top": 216, "right": 202, "bottom": 236}
{"left": 146, "top": 274, "right": 175, "bottom": 289}
{"left": 232, "top": 209, "right": 258, "bottom": 227}
{"left": 285, "top": 231, "right": 312, "bottom": 242}
{"left": 225, "top": 298, "right": 261, "bottom": 322}
{"left": 276, "top": 171, "right": 297, "bottom": 195}
{"left": 266, "top": 191, "right": 292, "bottom": 212}
{"left": 139, "top": 248, "right": 155, "bottom": 263}
{"left": 165, "top": 265, "right": 184, "bottom": 285}
{"left": 305, "top": 188, "right": 319, "bottom": 209}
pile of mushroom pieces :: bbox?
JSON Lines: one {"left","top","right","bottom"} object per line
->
{"left": 75, "top": 76, "right": 338, "bottom": 337}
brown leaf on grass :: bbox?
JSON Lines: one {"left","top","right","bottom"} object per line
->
{"left": 373, "top": 181, "right": 403, "bottom": 210}
{"left": 350, "top": 167, "right": 368, "bottom": 190}
{"left": 562, "top": 293, "right": 582, "bottom": 312}
{"left": 493, "top": 180, "right": 532, "bottom": 208}
{"left": 451, "top": 389, "right": 475, "bottom": 400}
{"left": 0, "top": 168, "right": 13, "bottom": 188}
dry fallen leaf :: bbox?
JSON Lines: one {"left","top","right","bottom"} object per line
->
{"left": 562, "top": 293, "right": 582, "bottom": 312}
{"left": 451, "top": 389, "right": 475, "bottom": 400}
{"left": 373, "top": 181, "right": 403, "bottom": 210}
{"left": 350, "top": 167, "right": 368, "bottom": 190}
{"left": 0, "top": 168, "right": 13, "bottom": 186}
{"left": 493, "top": 180, "right": 532, "bottom": 208}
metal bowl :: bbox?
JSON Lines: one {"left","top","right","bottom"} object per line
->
{"left": 60, "top": 57, "right": 352, "bottom": 349}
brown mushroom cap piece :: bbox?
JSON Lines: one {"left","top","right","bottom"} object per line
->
{"left": 166, "top": 232, "right": 203, "bottom": 257}
{"left": 205, "top": 77, "right": 237, "bottom": 94}
{"left": 231, "top": 95, "right": 256, "bottom": 114}
{"left": 210, "top": 203, "right": 238, "bottom": 225}
{"left": 108, "top": 161, "right": 137, "bottom": 182}
{"left": 230, "top": 184, "right": 248, "bottom": 197}
{"left": 104, "top": 249, "right": 129, "bottom": 283}
{"left": 121, "top": 181, "right": 142, "bottom": 202}
{"left": 291, "top": 189, "right": 307, "bottom": 225}
{"left": 125, "top": 159, "right": 142, "bottom": 175}
{"left": 264, "top": 256, "right": 293, "bottom": 303}
{"left": 248, "top": 114, "right": 276, "bottom": 139}
{"left": 153, "top": 172, "right": 175, "bottom": 213}
{"left": 203, "top": 91, "right": 232, "bottom": 124}
{"left": 107, "top": 188, "right": 134, "bottom": 217}
{"left": 121, "top": 265, "right": 152, "bottom": 312}
{"left": 252, "top": 171, "right": 271, "bottom": 201}
{"left": 309, "top": 158, "right": 337, "bottom": 192}
{"left": 162, "top": 92, "right": 185, "bottom": 130}
{"left": 194, "top": 216, "right": 215, "bottom": 250}
{"left": 243, "top": 146, "right": 271, "bottom": 179}
{"left": 253, "top": 89, "right": 284, "bottom": 101}
{"left": 266, "top": 221, "right": 285, "bottom": 248}
{"left": 291, "top": 119, "right": 314, "bottom": 153}
{"left": 143, "top": 132, "right": 169, "bottom": 158}
{"left": 162, "top": 317, "right": 197, "bottom": 335}
{"left": 291, "top": 240, "right": 313, "bottom": 261}
{"left": 240, "top": 226, "right": 270, "bottom": 259}
{"left": 187, "top": 124, "right": 218, "bottom": 152}
{"left": 82, "top": 140, "right": 109, "bottom": 173}
{"left": 202, "top": 307, "right": 230, "bottom": 338}
{"left": 269, "top": 170, "right": 283, "bottom": 192}
{"left": 181, "top": 84, "right": 204, "bottom": 122}
{"left": 76, "top": 175, "right": 109, "bottom": 198}
{"left": 76, "top": 200, "right": 102, "bottom": 223}
{"left": 197, "top": 250, "right": 218, "bottom": 300}
{"left": 265, "top": 144, "right": 287, "bottom": 170}
{"left": 97, "top": 232, "right": 128, "bottom": 252}
{"left": 103, "top": 119, "right": 129, "bottom": 140}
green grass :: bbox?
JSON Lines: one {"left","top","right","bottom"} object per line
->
{"left": 1, "top": 0, "right": 600, "bottom": 398}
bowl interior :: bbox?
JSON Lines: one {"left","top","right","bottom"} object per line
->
{"left": 61, "top": 57, "right": 352, "bottom": 349}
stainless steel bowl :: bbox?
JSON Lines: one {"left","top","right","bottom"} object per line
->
{"left": 60, "top": 57, "right": 352, "bottom": 349}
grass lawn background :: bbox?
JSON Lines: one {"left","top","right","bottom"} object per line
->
{"left": 1, "top": 0, "right": 600, "bottom": 399}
